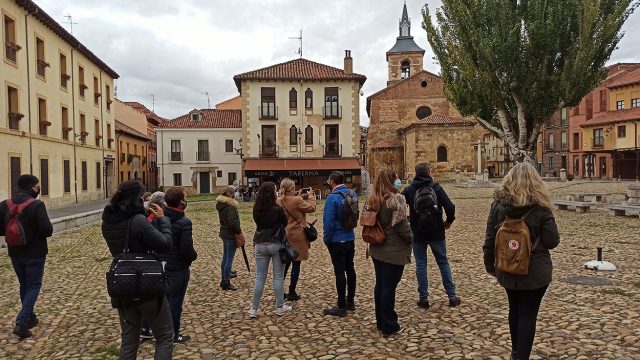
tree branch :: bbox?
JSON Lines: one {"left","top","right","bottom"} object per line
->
{"left": 475, "top": 116, "right": 503, "bottom": 137}
{"left": 512, "top": 92, "right": 528, "bottom": 148}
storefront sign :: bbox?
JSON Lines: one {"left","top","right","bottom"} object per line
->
{"left": 245, "top": 168, "right": 361, "bottom": 178}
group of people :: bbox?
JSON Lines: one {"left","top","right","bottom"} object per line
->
{"left": 0, "top": 160, "right": 559, "bottom": 360}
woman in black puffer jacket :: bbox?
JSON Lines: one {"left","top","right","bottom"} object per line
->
{"left": 483, "top": 163, "right": 560, "bottom": 360}
{"left": 101, "top": 180, "right": 174, "bottom": 360}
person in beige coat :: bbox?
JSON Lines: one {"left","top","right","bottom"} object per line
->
{"left": 277, "top": 178, "right": 317, "bottom": 301}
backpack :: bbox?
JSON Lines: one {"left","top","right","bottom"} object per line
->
{"left": 494, "top": 209, "right": 537, "bottom": 276}
{"left": 359, "top": 202, "right": 385, "bottom": 245}
{"left": 4, "top": 198, "right": 36, "bottom": 247}
{"left": 333, "top": 189, "right": 359, "bottom": 229}
{"left": 413, "top": 183, "right": 442, "bottom": 232}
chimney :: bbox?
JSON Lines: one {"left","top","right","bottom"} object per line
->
{"left": 344, "top": 50, "right": 353, "bottom": 74}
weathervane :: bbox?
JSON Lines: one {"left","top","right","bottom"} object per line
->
{"left": 62, "top": 14, "right": 78, "bottom": 34}
{"left": 289, "top": 29, "right": 302, "bottom": 58}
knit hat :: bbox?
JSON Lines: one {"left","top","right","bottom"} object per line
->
{"left": 17, "top": 175, "right": 39, "bottom": 190}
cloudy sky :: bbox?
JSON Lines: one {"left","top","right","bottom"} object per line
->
{"left": 35, "top": 0, "right": 640, "bottom": 125}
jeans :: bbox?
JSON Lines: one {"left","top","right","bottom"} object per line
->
{"left": 251, "top": 242, "right": 285, "bottom": 310}
{"left": 11, "top": 257, "right": 46, "bottom": 326}
{"left": 506, "top": 285, "right": 548, "bottom": 360}
{"left": 326, "top": 241, "right": 356, "bottom": 308}
{"left": 167, "top": 268, "right": 190, "bottom": 338}
{"left": 118, "top": 297, "right": 174, "bottom": 360}
{"left": 413, "top": 240, "right": 457, "bottom": 301}
{"left": 221, "top": 238, "right": 237, "bottom": 281}
{"left": 284, "top": 260, "right": 301, "bottom": 294}
{"left": 373, "top": 258, "right": 404, "bottom": 335}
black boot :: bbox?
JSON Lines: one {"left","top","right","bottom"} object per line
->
{"left": 221, "top": 280, "right": 238, "bottom": 291}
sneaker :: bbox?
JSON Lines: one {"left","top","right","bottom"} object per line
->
{"left": 346, "top": 302, "right": 356, "bottom": 312}
{"left": 275, "top": 304, "right": 293, "bottom": 316}
{"left": 449, "top": 297, "right": 462, "bottom": 307}
{"left": 382, "top": 325, "right": 405, "bottom": 338}
{"left": 248, "top": 308, "right": 258, "bottom": 318}
{"left": 174, "top": 334, "right": 191, "bottom": 343}
{"left": 26, "top": 316, "right": 39, "bottom": 329}
{"left": 230, "top": 270, "right": 237, "bottom": 278}
{"left": 323, "top": 306, "right": 347, "bottom": 317}
{"left": 140, "top": 328, "right": 153, "bottom": 340}
{"left": 221, "top": 280, "right": 238, "bottom": 291}
{"left": 417, "top": 299, "right": 430, "bottom": 309}
{"left": 286, "top": 291, "right": 301, "bottom": 301}
{"left": 12, "top": 324, "right": 32, "bottom": 339}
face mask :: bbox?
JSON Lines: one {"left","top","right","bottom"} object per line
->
{"left": 394, "top": 179, "right": 402, "bottom": 189}
{"left": 180, "top": 200, "right": 188, "bottom": 210}
{"left": 143, "top": 201, "right": 150, "bottom": 210}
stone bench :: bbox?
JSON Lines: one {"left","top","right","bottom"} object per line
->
{"left": 554, "top": 200, "right": 592, "bottom": 213}
{"left": 574, "top": 193, "right": 608, "bottom": 203}
{"left": 604, "top": 204, "right": 640, "bottom": 217}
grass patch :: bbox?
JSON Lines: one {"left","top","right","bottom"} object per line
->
{"left": 451, "top": 259, "right": 463, "bottom": 263}
{"left": 634, "top": 282, "right": 640, "bottom": 289}
{"left": 601, "top": 288, "right": 631, "bottom": 297}
{"left": 95, "top": 256, "right": 111, "bottom": 263}
{"left": 188, "top": 193, "right": 219, "bottom": 202}
{"left": 94, "top": 344, "right": 120, "bottom": 358}
{"left": 0, "top": 262, "right": 12, "bottom": 270}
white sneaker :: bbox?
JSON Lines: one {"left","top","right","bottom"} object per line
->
{"left": 248, "top": 308, "right": 258, "bottom": 318}
{"left": 275, "top": 304, "right": 292, "bottom": 316}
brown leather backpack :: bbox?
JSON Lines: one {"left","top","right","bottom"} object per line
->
{"left": 494, "top": 209, "right": 538, "bottom": 275}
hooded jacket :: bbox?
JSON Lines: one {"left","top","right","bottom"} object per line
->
{"left": 369, "top": 194, "right": 413, "bottom": 266}
{"left": 0, "top": 190, "right": 53, "bottom": 258}
{"left": 216, "top": 195, "right": 241, "bottom": 239}
{"left": 157, "top": 206, "right": 197, "bottom": 271}
{"left": 101, "top": 204, "right": 173, "bottom": 256}
{"left": 323, "top": 184, "right": 357, "bottom": 244}
{"left": 402, "top": 175, "right": 455, "bottom": 242}
{"left": 483, "top": 191, "right": 560, "bottom": 290}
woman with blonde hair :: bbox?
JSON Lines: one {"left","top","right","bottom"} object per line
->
{"left": 277, "top": 178, "right": 316, "bottom": 301}
{"left": 216, "top": 186, "right": 242, "bottom": 291}
{"left": 367, "top": 169, "right": 413, "bottom": 337}
{"left": 483, "top": 162, "right": 560, "bottom": 360}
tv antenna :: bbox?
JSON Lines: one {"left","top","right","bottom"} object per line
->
{"left": 149, "top": 94, "right": 155, "bottom": 112}
{"left": 289, "top": 29, "right": 302, "bottom": 58}
{"left": 201, "top": 91, "right": 211, "bottom": 108}
{"left": 62, "top": 14, "right": 78, "bottom": 34}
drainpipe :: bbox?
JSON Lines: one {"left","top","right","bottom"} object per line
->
{"left": 99, "top": 71, "right": 106, "bottom": 198}
{"left": 24, "top": 9, "right": 38, "bottom": 173}
{"left": 70, "top": 46, "right": 81, "bottom": 204}
{"left": 633, "top": 120, "right": 639, "bottom": 181}
{"left": 160, "top": 130, "right": 165, "bottom": 188}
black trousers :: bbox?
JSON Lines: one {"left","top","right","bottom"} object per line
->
{"left": 326, "top": 241, "right": 356, "bottom": 308}
{"left": 167, "top": 268, "right": 190, "bottom": 338}
{"left": 117, "top": 297, "right": 174, "bottom": 360}
{"left": 373, "top": 258, "right": 404, "bottom": 335}
{"left": 506, "top": 285, "right": 548, "bottom": 360}
{"left": 284, "top": 260, "right": 301, "bottom": 294}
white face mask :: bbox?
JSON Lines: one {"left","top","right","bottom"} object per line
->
{"left": 143, "top": 201, "right": 150, "bottom": 210}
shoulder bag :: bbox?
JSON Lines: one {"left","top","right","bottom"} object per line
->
{"left": 281, "top": 198, "right": 318, "bottom": 242}
{"left": 276, "top": 223, "right": 299, "bottom": 264}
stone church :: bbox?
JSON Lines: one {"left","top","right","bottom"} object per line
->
{"left": 366, "top": 3, "right": 482, "bottom": 180}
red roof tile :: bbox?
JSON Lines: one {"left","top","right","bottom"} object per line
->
{"left": 414, "top": 114, "right": 476, "bottom": 126}
{"left": 123, "top": 101, "right": 168, "bottom": 125}
{"left": 158, "top": 109, "right": 241, "bottom": 129}
{"left": 233, "top": 58, "right": 366, "bottom": 91}
{"left": 607, "top": 68, "right": 640, "bottom": 88}
{"left": 115, "top": 120, "right": 150, "bottom": 140}
{"left": 580, "top": 107, "right": 640, "bottom": 127}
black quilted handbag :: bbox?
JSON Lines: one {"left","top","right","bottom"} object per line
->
{"left": 106, "top": 218, "right": 168, "bottom": 301}
{"left": 276, "top": 224, "right": 299, "bottom": 264}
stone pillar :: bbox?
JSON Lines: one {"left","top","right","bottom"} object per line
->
{"left": 483, "top": 169, "right": 490, "bottom": 181}
{"left": 455, "top": 169, "right": 461, "bottom": 183}
{"left": 627, "top": 183, "right": 640, "bottom": 206}
{"left": 476, "top": 140, "right": 482, "bottom": 175}
{"left": 559, "top": 168, "right": 567, "bottom": 182}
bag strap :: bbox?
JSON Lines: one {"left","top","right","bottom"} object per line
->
{"left": 122, "top": 217, "right": 135, "bottom": 254}
{"left": 281, "top": 196, "right": 305, "bottom": 229}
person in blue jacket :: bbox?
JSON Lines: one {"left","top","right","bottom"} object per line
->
{"left": 322, "top": 171, "right": 358, "bottom": 317}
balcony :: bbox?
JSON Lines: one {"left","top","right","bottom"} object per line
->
{"left": 259, "top": 145, "right": 279, "bottom": 158}
{"left": 323, "top": 105, "right": 342, "bottom": 119}
{"left": 323, "top": 144, "right": 342, "bottom": 158}
{"left": 593, "top": 138, "right": 604, "bottom": 148}
{"left": 169, "top": 151, "right": 182, "bottom": 162}
{"left": 196, "top": 151, "right": 210, "bottom": 162}
{"left": 259, "top": 105, "right": 278, "bottom": 120}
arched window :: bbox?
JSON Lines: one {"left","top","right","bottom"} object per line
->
{"left": 305, "top": 125, "right": 313, "bottom": 145}
{"left": 289, "top": 88, "right": 297, "bottom": 109}
{"left": 305, "top": 88, "right": 313, "bottom": 109}
{"left": 437, "top": 145, "right": 448, "bottom": 162}
{"left": 401, "top": 60, "right": 411, "bottom": 79}
{"left": 290, "top": 125, "right": 298, "bottom": 145}
{"left": 416, "top": 106, "right": 432, "bottom": 120}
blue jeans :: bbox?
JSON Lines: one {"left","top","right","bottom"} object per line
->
{"left": 221, "top": 238, "right": 237, "bottom": 281}
{"left": 11, "top": 257, "right": 46, "bottom": 326}
{"left": 167, "top": 269, "right": 190, "bottom": 338}
{"left": 413, "top": 240, "right": 457, "bottom": 301}
{"left": 251, "top": 242, "right": 285, "bottom": 310}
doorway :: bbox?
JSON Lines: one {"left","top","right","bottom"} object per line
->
{"left": 199, "top": 172, "right": 211, "bottom": 193}
{"left": 599, "top": 157, "right": 607, "bottom": 179}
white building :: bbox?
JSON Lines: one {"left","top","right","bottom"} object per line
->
{"left": 156, "top": 109, "right": 242, "bottom": 193}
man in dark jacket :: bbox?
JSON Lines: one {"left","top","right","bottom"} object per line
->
{"left": 158, "top": 187, "right": 197, "bottom": 343}
{"left": 402, "top": 163, "right": 461, "bottom": 309}
{"left": 0, "top": 175, "right": 53, "bottom": 338}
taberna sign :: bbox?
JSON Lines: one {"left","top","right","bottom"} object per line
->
{"left": 245, "top": 168, "right": 361, "bottom": 178}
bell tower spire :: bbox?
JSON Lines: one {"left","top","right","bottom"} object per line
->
{"left": 399, "top": 2, "right": 410, "bottom": 37}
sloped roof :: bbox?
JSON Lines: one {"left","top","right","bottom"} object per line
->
{"left": 123, "top": 101, "right": 167, "bottom": 125}
{"left": 14, "top": 0, "right": 118, "bottom": 79}
{"left": 607, "top": 68, "right": 640, "bottom": 89}
{"left": 158, "top": 109, "right": 241, "bottom": 129}
{"left": 115, "top": 120, "right": 150, "bottom": 140}
{"left": 403, "top": 114, "right": 476, "bottom": 132}
{"left": 581, "top": 107, "right": 640, "bottom": 127}
{"left": 387, "top": 36, "right": 425, "bottom": 54}
{"left": 233, "top": 58, "right": 367, "bottom": 91}
{"left": 366, "top": 69, "right": 441, "bottom": 115}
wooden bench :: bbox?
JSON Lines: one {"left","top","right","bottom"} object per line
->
{"left": 574, "top": 193, "right": 608, "bottom": 203}
{"left": 554, "top": 200, "right": 592, "bottom": 213}
{"left": 604, "top": 204, "right": 640, "bottom": 217}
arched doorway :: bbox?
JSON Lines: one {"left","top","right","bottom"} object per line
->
{"left": 437, "top": 145, "right": 448, "bottom": 162}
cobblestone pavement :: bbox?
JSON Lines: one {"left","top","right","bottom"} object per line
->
{"left": 0, "top": 181, "right": 638, "bottom": 359}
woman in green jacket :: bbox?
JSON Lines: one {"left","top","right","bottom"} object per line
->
{"left": 216, "top": 187, "right": 242, "bottom": 290}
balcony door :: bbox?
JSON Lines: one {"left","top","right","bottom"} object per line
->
{"left": 261, "top": 125, "right": 276, "bottom": 157}
{"left": 325, "top": 125, "right": 339, "bottom": 156}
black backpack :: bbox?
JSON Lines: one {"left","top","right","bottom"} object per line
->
{"left": 413, "top": 182, "right": 442, "bottom": 232}
{"left": 333, "top": 189, "right": 359, "bottom": 229}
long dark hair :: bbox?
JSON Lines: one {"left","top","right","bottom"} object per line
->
{"left": 369, "top": 170, "right": 398, "bottom": 211}
{"left": 110, "top": 180, "right": 146, "bottom": 210}
{"left": 253, "top": 182, "right": 277, "bottom": 212}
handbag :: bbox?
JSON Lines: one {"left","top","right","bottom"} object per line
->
{"left": 106, "top": 217, "right": 168, "bottom": 301}
{"left": 282, "top": 201, "right": 318, "bottom": 242}
{"left": 234, "top": 232, "right": 246, "bottom": 248}
{"left": 360, "top": 202, "right": 386, "bottom": 245}
{"left": 276, "top": 224, "right": 299, "bottom": 264}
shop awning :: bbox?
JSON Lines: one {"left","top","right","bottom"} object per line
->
{"left": 244, "top": 158, "right": 361, "bottom": 178}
